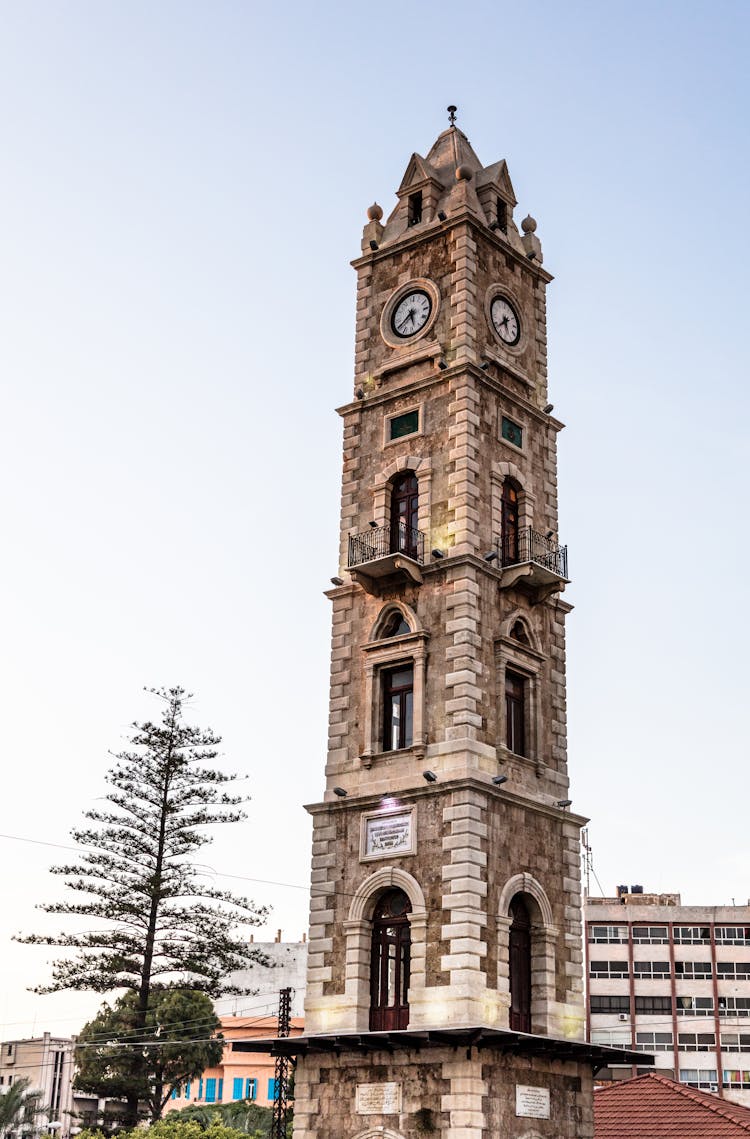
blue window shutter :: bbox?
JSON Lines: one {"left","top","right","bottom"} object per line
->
{"left": 198, "top": 1079, "right": 203, "bottom": 1100}
{"left": 233, "top": 1078, "right": 243, "bottom": 1101}
{"left": 267, "top": 1078, "right": 277, "bottom": 1101}
{"left": 218, "top": 1079, "right": 223, "bottom": 1101}
{"left": 205, "top": 1078, "right": 216, "bottom": 1103}
{"left": 185, "top": 1082, "right": 191, "bottom": 1100}
{"left": 171, "top": 1088, "right": 178, "bottom": 1101}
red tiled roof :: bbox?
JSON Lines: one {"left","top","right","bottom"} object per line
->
{"left": 595, "top": 1073, "right": 750, "bottom": 1137}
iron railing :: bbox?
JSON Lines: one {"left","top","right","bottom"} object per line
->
{"left": 348, "top": 523, "right": 426, "bottom": 568}
{"left": 498, "top": 526, "right": 568, "bottom": 579}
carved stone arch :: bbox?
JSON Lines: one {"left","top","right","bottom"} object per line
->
{"left": 372, "top": 455, "right": 433, "bottom": 539}
{"left": 496, "top": 872, "right": 557, "bottom": 1036}
{"left": 370, "top": 600, "right": 422, "bottom": 641}
{"left": 498, "top": 872, "right": 554, "bottom": 927}
{"left": 348, "top": 865, "right": 427, "bottom": 923}
{"left": 351, "top": 1130, "right": 405, "bottom": 1139}
{"left": 492, "top": 458, "right": 525, "bottom": 487}
{"left": 491, "top": 459, "right": 534, "bottom": 533}
{"left": 382, "top": 454, "right": 432, "bottom": 483}
{"left": 503, "top": 609, "right": 540, "bottom": 653}
{"left": 343, "top": 866, "right": 427, "bottom": 1031}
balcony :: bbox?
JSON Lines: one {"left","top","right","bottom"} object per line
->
{"left": 347, "top": 524, "right": 425, "bottom": 592}
{"left": 497, "top": 527, "right": 569, "bottom": 598}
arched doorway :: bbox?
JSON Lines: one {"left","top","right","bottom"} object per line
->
{"left": 370, "top": 888, "right": 412, "bottom": 1030}
{"left": 509, "top": 894, "right": 532, "bottom": 1032}
{"left": 501, "top": 478, "right": 520, "bottom": 565}
{"left": 390, "top": 472, "right": 419, "bottom": 559}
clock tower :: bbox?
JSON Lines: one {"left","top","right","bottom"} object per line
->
{"left": 256, "top": 113, "right": 642, "bottom": 1139}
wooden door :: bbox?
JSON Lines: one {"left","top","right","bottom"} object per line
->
{"left": 370, "top": 889, "right": 411, "bottom": 1031}
{"left": 509, "top": 895, "right": 532, "bottom": 1032}
{"left": 390, "top": 473, "right": 419, "bottom": 559}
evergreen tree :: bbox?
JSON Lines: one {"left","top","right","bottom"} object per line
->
{"left": 74, "top": 989, "right": 224, "bottom": 1123}
{"left": 19, "top": 687, "right": 268, "bottom": 1126}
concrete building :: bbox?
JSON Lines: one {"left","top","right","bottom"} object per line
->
{"left": 165, "top": 1017, "right": 304, "bottom": 1113}
{"left": 586, "top": 888, "right": 750, "bottom": 1106}
{"left": 0, "top": 1034, "right": 75, "bottom": 1139}
{"left": 239, "top": 112, "right": 641, "bottom": 1138}
{"left": 225, "top": 937, "right": 308, "bottom": 1019}
{"left": 166, "top": 938, "right": 308, "bottom": 1113}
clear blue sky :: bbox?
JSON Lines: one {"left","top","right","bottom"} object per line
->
{"left": 2, "top": 0, "right": 749, "bottom": 1034}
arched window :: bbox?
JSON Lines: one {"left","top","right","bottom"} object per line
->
{"left": 380, "top": 610, "right": 411, "bottom": 638}
{"left": 510, "top": 619, "right": 530, "bottom": 646}
{"left": 370, "top": 888, "right": 412, "bottom": 1030}
{"left": 390, "top": 472, "right": 419, "bottom": 559}
{"left": 501, "top": 478, "right": 520, "bottom": 565}
{"left": 509, "top": 895, "right": 532, "bottom": 1032}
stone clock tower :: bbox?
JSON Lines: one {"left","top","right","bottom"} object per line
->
{"left": 249, "top": 113, "right": 642, "bottom": 1139}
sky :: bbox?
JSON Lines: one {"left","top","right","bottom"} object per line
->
{"left": 1, "top": 0, "right": 749, "bottom": 1038}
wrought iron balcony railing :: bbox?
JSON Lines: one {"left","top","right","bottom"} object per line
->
{"left": 497, "top": 527, "right": 568, "bottom": 579}
{"left": 348, "top": 523, "right": 426, "bottom": 569}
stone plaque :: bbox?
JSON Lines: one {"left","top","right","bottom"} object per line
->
{"left": 356, "top": 1082, "right": 402, "bottom": 1115}
{"left": 362, "top": 809, "right": 414, "bottom": 860}
{"left": 515, "top": 1085, "right": 550, "bottom": 1119}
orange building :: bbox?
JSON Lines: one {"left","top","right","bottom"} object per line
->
{"left": 165, "top": 1017, "right": 304, "bottom": 1112}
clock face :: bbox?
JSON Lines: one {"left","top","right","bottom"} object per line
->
{"left": 391, "top": 290, "right": 432, "bottom": 338}
{"left": 490, "top": 296, "right": 520, "bottom": 345}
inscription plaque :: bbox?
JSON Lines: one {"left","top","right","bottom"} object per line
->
{"left": 515, "top": 1085, "right": 550, "bottom": 1119}
{"left": 361, "top": 809, "right": 414, "bottom": 860}
{"left": 356, "top": 1082, "right": 402, "bottom": 1115}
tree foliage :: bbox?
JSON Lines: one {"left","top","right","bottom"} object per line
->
{"left": 19, "top": 687, "right": 269, "bottom": 1125}
{"left": 74, "top": 989, "right": 224, "bottom": 1122}
{"left": 0, "top": 1078, "right": 45, "bottom": 1139}
{"left": 169, "top": 1101, "right": 273, "bottom": 1136}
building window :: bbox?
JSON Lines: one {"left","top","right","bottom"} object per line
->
{"left": 590, "top": 960, "right": 629, "bottom": 979}
{"left": 675, "top": 960, "right": 712, "bottom": 978}
{"left": 677, "top": 996, "right": 714, "bottom": 1016}
{"left": 590, "top": 996, "right": 631, "bottom": 1014}
{"left": 721, "top": 1033, "right": 750, "bottom": 1053}
{"left": 245, "top": 1078, "right": 257, "bottom": 1100}
{"left": 635, "top": 996, "right": 672, "bottom": 1015}
{"left": 382, "top": 666, "right": 414, "bottom": 751}
{"left": 717, "top": 961, "right": 750, "bottom": 979}
{"left": 632, "top": 925, "right": 669, "bottom": 944}
{"left": 679, "top": 1033, "right": 716, "bottom": 1052}
{"left": 505, "top": 670, "right": 526, "bottom": 756}
{"left": 589, "top": 925, "right": 628, "bottom": 944}
{"left": 633, "top": 960, "right": 671, "bottom": 979}
{"left": 408, "top": 191, "right": 422, "bottom": 226}
{"left": 205, "top": 1078, "right": 216, "bottom": 1103}
{"left": 370, "top": 888, "right": 411, "bottom": 1031}
{"left": 636, "top": 1032, "right": 673, "bottom": 1052}
{"left": 380, "top": 610, "right": 411, "bottom": 638}
{"left": 715, "top": 926, "right": 750, "bottom": 945}
{"left": 509, "top": 895, "right": 532, "bottom": 1033}
{"left": 389, "top": 410, "right": 419, "bottom": 441}
{"left": 680, "top": 1070, "right": 718, "bottom": 1090}
{"left": 390, "top": 472, "right": 419, "bottom": 558}
{"left": 497, "top": 197, "right": 508, "bottom": 233}
{"left": 185, "top": 1082, "right": 191, "bottom": 1100}
{"left": 500, "top": 478, "right": 520, "bottom": 565}
{"left": 723, "top": 1069, "right": 750, "bottom": 1089}
{"left": 719, "top": 997, "right": 750, "bottom": 1017}
{"left": 501, "top": 416, "right": 523, "bottom": 449}
{"left": 674, "top": 926, "right": 710, "bottom": 944}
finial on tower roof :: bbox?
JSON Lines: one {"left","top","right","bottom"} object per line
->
{"left": 447, "top": 104, "right": 457, "bottom": 127}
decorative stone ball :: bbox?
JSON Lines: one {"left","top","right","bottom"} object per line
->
{"left": 367, "top": 202, "right": 383, "bottom": 222}
{"left": 455, "top": 164, "right": 473, "bottom": 182}
{"left": 522, "top": 214, "right": 537, "bottom": 234}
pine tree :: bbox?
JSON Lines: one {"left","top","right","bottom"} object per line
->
{"left": 18, "top": 687, "right": 268, "bottom": 1126}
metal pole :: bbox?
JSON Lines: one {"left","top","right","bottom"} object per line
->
{"left": 271, "top": 988, "right": 292, "bottom": 1139}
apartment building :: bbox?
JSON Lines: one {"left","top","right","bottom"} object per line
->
{"left": 585, "top": 888, "right": 750, "bottom": 1107}
{"left": 0, "top": 1034, "right": 75, "bottom": 1138}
